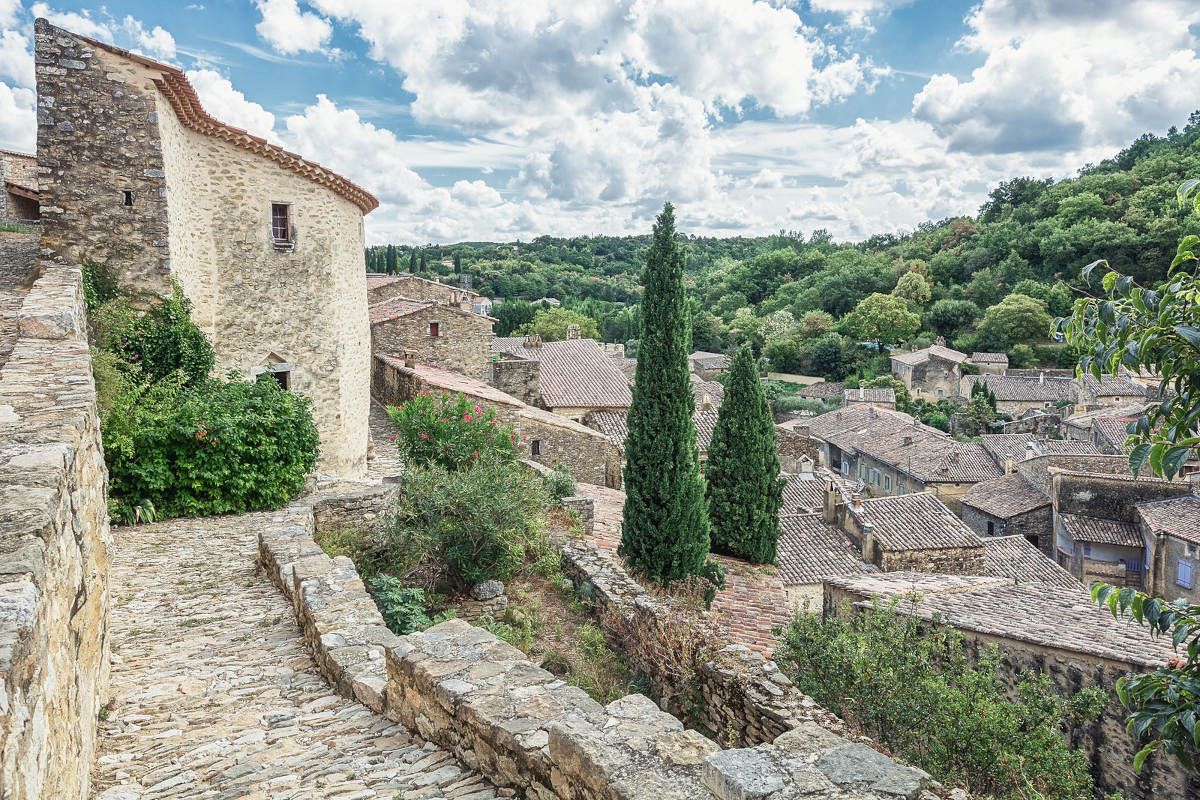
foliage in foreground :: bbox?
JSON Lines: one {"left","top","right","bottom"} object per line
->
{"left": 1093, "top": 583, "right": 1200, "bottom": 773}
{"left": 775, "top": 602, "right": 1107, "bottom": 799}
{"left": 387, "top": 390, "right": 519, "bottom": 471}
{"left": 1058, "top": 180, "right": 1200, "bottom": 481}
{"left": 705, "top": 344, "right": 782, "bottom": 564}
{"left": 379, "top": 460, "right": 549, "bottom": 588}
{"left": 620, "top": 203, "right": 721, "bottom": 594}
{"left": 86, "top": 267, "right": 319, "bottom": 521}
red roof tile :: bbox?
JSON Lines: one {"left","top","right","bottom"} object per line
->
{"left": 492, "top": 339, "right": 632, "bottom": 410}
{"left": 367, "top": 296, "right": 433, "bottom": 324}
{"left": 1059, "top": 513, "right": 1144, "bottom": 548}
{"left": 777, "top": 514, "right": 869, "bottom": 585}
{"left": 1137, "top": 496, "right": 1200, "bottom": 546}
{"left": 854, "top": 492, "right": 982, "bottom": 552}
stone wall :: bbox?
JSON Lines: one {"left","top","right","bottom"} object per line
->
{"left": 0, "top": 151, "right": 39, "bottom": 222}
{"left": 371, "top": 305, "right": 493, "bottom": 381}
{"left": 369, "top": 275, "right": 476, "bottom": 306}
{"left": 35, "top": 20, "right": 372, "bottom": 477}
{"left": 491, "top": 354, "right": 541, "bottom": 406}
{"left": 776, "top": 425, "right": 820, "bottom": 473}
{"left": 309, "top": 485, "right": 397, "bottom": 539}
{"left": 0, "top": 262, "right": 110, "bottom": 800}
{"left": 521, "top": 407, "right": 613, "bottom": 487}
{"left": 256, "top": 494, "right": 943, "bottom": 800}
{"left": 371, "top": 353, "right": 523, "bottom": 429}
{"left": 961, "top": 505, "right": 1053, "bottom": 556}
{"left": 873, "top": 544, "right": 985, "bottom": 574}
{"left": 1052, "top": 471, "right": 1191, "bottom": 523}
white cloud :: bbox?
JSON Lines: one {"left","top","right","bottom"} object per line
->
{"left": 123, "top": 16, "right": 176, "bottom": 60}
{"left": 187, "top": 68, "right": 278, "bottom": 141}
{"left": 29, "top": 3, "right": 111, "bottom": 40}
{"left": 807, "top": 0, "right": 914, "bottom": 28}
{"left": 451, "top": 179, "right": 502, "bottom": 207}
{"left": 913, "top": 0, "right": 1200, "bottom": 154}
{"left": 254, "top": 0, "right": 332, "bottom": 55}
{"left": 0, "top": 81, "right": 34, "bottom": 152}
{"left": 0, "top": 28, "right": 32, "bottom": 88}
{"left": 0, "top": 0, "right": 22, "bottom": 29}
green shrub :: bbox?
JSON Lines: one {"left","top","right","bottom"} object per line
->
{"left": 368, "top": 576, "right": 435, "bottom": 634}
{"left": 382, "top": 460, "right": 549, "bottom": 587}
{"left": 387, "top": 391, "right": 519, "bottom": 470}
{"left": 104, "top": 374, "right": 320, "bottom": 520}
{"left": 81, "top": 262, "right": 123, "bottom": 310}
{"left": 567, "top": 621, "right": 630, "bottom": 704}
{"left": 90, "top": 281, "right": 214, "bottom": 385}
{"left": 543, "top": 464, "right": 576, "bottom": 503}
{"left": 776, "top": 601, "right": 1105, "bottom": 799}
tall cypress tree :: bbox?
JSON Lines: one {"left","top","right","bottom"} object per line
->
{"left": 619, "top": 203, "right": 713, "bottom": 585}
{"left": 409, "top": 248, "right": 418, "bottom": 272}
{"left": 385, "top": 244, "right": 397, "bottom": 275}
{"left": 705, "top": 344, "right": 782, "bottom": 564}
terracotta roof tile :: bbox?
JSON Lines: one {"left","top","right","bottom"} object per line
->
{"left": 982, "top": 535, "right": 1080, "bottom": 589}
{"left": 782, "top": 475, "right": 826, "bottom": 515}
{"left": 843, "top": 387, "right": 895, "bottom": 404}
{"left": 690, "top": 351, "right": 730, "bottom": 369}
{"left": 799, "top": 381, "right": 844, "bottom": 399}
{"left": 890, "top": 344, "right": 968, "bottom": 366}
{"left": 969, "top": 352, "right": 1009, "bottom": 364}
{"left": 825, "top": 572, "right": 1175, "bottom": 668}
{"left": 777, "top": 514, "right": 870, "bottom": 585}
{"left": 587, "top": 406, "right": 719, "bottom": 453}
{"left": 366, "top": 272, "right": 482, "bottom": 299}
{"left": 854, "top": 492, "right": 983, "bottom": 552}
{"left": 965, "top": 374, "right": 1075, "bottom": 403}
{"left": 960, "top": 473, "right": 1049, "bottom": 519}
{"left": 1059, "top": 513, "right": 1144, "bottom": 548}
{"left": 492, "top": 339, "right": 632, "bottom": 409}
{"left": 1081, "top": 373, "right": 1146, "bottom": 397}
{"left": 979, "top": 434, "right": 1039, "bottom": 466}
{"left": 367, "top": 296, "right": 433, "bottom": 324}
{"left": 1044, "top": 439, "right": 1102, "bottom": 455}
{"left": 1092, "top": 417, "right": 1135, "bottom": 451}
{"left": 374, "top": 354, "right": 522, "bottom": 408}
{"left": 1137, "top": 496, "right": 1200, "bottom": 546}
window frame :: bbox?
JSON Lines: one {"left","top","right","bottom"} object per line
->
{"left": 429, "top": 321, "right": 440, "bottom": 337}
{"left": 531, "top": 439, "right": 542, "bottom": 456}
{"left": 1178, "top": 559, "right": 1193, "bottom": 590}
{"left": 270, "top": 202, "right": 294, "bottom": 248}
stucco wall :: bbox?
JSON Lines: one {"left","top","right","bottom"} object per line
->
{"left": 371, "top": 305, "right": 492, "bottom": 381}
{"left": 35, "top": 21, "right": 371, "bottom": 477}
{"left": 0, "top": 262, "right": 110, "bottom": 800}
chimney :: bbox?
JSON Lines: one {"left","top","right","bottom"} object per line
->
{"left": 867, "top": 406, "right": 876, "bottom": 420}
{"left": 524, "top": 333, "right": 543, "bottom": 349}
{"left": 823, "top": 479, "right": 838, "bottom": 525}
{"left": 1025, "top": 443, "right": 1037, "bottom": 461}
{"left": 935, "top": 336, "right": 946, "bottom": 347}
{"left": 858, "top": 387, "right": 865, "bottom": 401}
{"left": 949, "top": 450, "right": 961, "bottom": 464}
{"left": 1004, "top": 457, "right": 1014, "bottom": 475}
{"left": 1039, "top": 371, "right": 1045, "bottom": 385}
{"left": 851, "top": 493, "right": 863, "bottom": 510}
{"left": 403, "top": 348, "right": 416, "bottom": 369}
{"left": 903, "top": 434, "right": 913, "bottom": 446}
{"left": 699, "top": 393, "right": 713, "bottom": 411}
{"left": 566, "top": 323, "right": 581, "bottom": 340}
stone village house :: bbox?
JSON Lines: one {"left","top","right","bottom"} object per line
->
{"left": 366, "top": 272, "right": 482, "bottom": 308}
{"left": 0, "top": 149, "right": 39, "bottom": 222}
{"left": 889, "top": 341, "right": 967, "bottom": 400}
{"left": 369, "top": 295, "right": 496, "bottom": 381}
{"left": 34, "top": 20, "right": 377, "bottom": 475}
{"left": 490, "top": 333, "right": 632, "bottom": 422}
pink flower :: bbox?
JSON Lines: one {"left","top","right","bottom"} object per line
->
{"left": 522, "top": 435, "right": 528, "bottom": 441}
{"left": 491, "top": 419, "right": 499, "bottom": 426}
{"left": 464, "top": 413, "right": 474, "bottom": 422}
{"left": 389, "top": 435, "right": 396, "bottom": 441}
{"left": 473, "top": 450, "right": 479, "bottom": 458}
{"left": 473, "top": 405, "right": 482, "bottom": 413}
{"left": 420, "top": 433, "right": 428, "bottom": 439}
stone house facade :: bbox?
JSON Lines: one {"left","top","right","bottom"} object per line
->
{"left": 966, "top": 351, "right": 1008, "bottom": 375}
{"left": 367, "top": 273, "right": 481, "bottom": 308}
{"left": 959, "top": 471, "right": 1054, "bottom": 554}
{"left": 0, "top": 149, "right": 39, "bottom": 221}
{"left": 490, "top": 336, "right": 632, "bottom": 422}
{"left": 369, "top": 296, "right": 494, "bottom": 381}
{"left": 961, "top": 373, "right": 1076, "bottom": 415}
{"left": 889, "top": 342, "right": 967, "bottom": 400}
{"left": 34, "top": 20, "right": 376, "bottom": 476}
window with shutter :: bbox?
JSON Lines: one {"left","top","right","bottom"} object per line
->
{"left": 1178, "top": 560, "right": 1193, "bottom": 589}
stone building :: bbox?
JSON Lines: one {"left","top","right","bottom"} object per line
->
{"left": 961, "top": 373, "right": 1076, "bottom": 415}
{"left": 1078, "top": 373, "right": 1146, "bottom": 407}
{"left": 689, "top": 350, "right": 731, "bottom": 380}
{"left": 823, "top": 571, "right": 1194, "bottom": 800}
{"left": 1140, "top": 495, "right": 1200, "bottom": 604}
{"left": 889, "top": 341, "right": 967, "bottom": 400}
{"left": 0, "top": 149, "right": 39, "bottom": 222}
{"left": 366, "top": 272, "right": 482, "bottom": 309}
{"left": 369, "top": 295, "right": 495, "bottom": 381}
{"left": 841, "top": 386, "right": 895, "bottom": 409}
{"left": 490, "top": 335, "right": 632, "bottom": 422}
{"left": 959, "top": 472, "right": 1053, "bottom": 552}
{"left": 966, "top": 351, "right": 1008, "bottom": 374}
{"left": 34, "top": 20, "right": 376, "bottom": 476}
{"left": 776, "top": 513, "right": 871, "bottom": 609}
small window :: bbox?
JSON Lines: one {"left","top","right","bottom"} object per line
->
{"left": 1178, "top": 560, "right": 1193, "bottom": 589}
{"left": 987, "top": 521, "right": 995, "bottom": 536}
{"left": 841, "top": 460, "right": 849, "bottom": 475}
{"left": 859, "top": 464, "right": 867, "bottom": 480}
{"left": 897, "top": 482, "right": 905, "bottom": 494}
{"left": 1083, "top": 542, "right": 1092, "bottom": 557}
{"left": 935, "top": 389, "right": 946, "bottom": 397}
{"left": 429, "top": 321, "right": 440, "bottom": 337}
{"left": 531, "top": 439, "right": 541, "bottom": 456}
{"left": 271, "top": 203, "right": 292, "bottom": 242}
{"left": 272, "top": 369, "right": 289, "bottom": 391}
{"left": 122, "top": 190, "right": 133, "bottom": 207}
{"left": 883, "top": 475, "right": 892, "bottom": 491}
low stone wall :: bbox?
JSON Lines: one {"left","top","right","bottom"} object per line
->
{"left": 0, "top": 262, "right": 110, "bottom": 800}
{"left": 257, "top": 489, "right": 942, "bottom": 799}
{"left": 309, "top": 484, "right": 398, "bottom": 537}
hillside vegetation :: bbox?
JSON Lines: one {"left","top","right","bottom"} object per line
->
{"left": 367, "top": 112, "right": 1200, "bottom": 380}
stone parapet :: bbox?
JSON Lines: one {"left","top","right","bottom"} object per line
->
{"left": 0, "top": 262, "right": 110, "bottom": 800}
{"left": 257, "top": 483, "right": 941, "bottom": 799}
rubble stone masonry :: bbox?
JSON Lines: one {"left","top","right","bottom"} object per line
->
{"left": 371, "top": 305, "right": 493, "bottom": 381}
{"left": 35, "top": 19, "right": 371, "bottom": 476}
{"left": 0, "top": 261, "right": 110, "bottom": 800}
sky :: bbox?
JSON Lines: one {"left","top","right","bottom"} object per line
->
{"left": 1, "top": 1, "right": 1199, "bottom": 245}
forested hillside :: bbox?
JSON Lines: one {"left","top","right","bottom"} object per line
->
{"left": 366, "top": 112, "right": 1200, "bottom": 381}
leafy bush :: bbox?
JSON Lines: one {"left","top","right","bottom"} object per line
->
{"left": 369, "top": 576, "right": 435, "bottom": 634}
{"left": 543, "top": 464, "right": 577, "bottom": 503}
{"left": 104, "top": 374, "right": 320, "bottom": 520}
{"left": 776, "top": 601, "right": 1106, "bottom": 799}
{"left": 387, "top": 391, "right": 519, "bottom": 470}
{"left": 381, "top": 460, "right": 549, "bottom": 587}
{"left": 90, "top": 281, "right": 214, "bottom": 385}
{"left": 81, "top": 261, "right": 123, "bottom": 310}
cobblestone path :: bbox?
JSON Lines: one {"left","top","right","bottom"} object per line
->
{"left": 0, "top": 233, "right": 38, "bottom": 370}
{"left": 91, "top": 515, "right": 504, "bottom": 800}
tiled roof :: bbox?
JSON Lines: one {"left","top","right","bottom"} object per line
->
{"left": 1064, "top": 402, "right": 1149, "bottom": 427}
{"left": 960, "top": 473, "right": 1049, "bottom": 519}
{"left": 1137, "top": 496, "right": 1200, "bottom": 546}
{"left": 1081, "top": 373, "right": 1146, "bottom": 397}
{"left": 825, "top": 572, "right": 1176, "bottom": 668}
{"left": 519, "top": 405, "right": 610, "bottom": 439}
{"left": 690, "top": 351, "right": 731, "bottom": 369}
{"left": 1059, "top": 513, "right": 1144, "bottom": 548}
{"left": 776, "top": 514, "right": 870, "bottom": 585}
{"left": 375, "top": 354, "right": 522, "bottom": 408}
{"left": 489, "top": 337, "right": 527, "bottom": 353}
{"left": 1044, "top": 439, "right": 1102, "bottom": 455}
{"left": 782, "top": 474, "right": 826, "bottom": 514}
{"left": 1092, "top": 417, "right": 1135, "bottom": 451}
{"left": 979, "top": 434, "right": 1038, "bottom": 467}
{"left": 366, "top": 272, "right": 483, "bottom": 299}
{"left": 586, "top": 407, "right": 719, "bottom": 453}
{"left": 854, "top": 492, "right": 983, "bottom": 552}
{"left": 890, "top": 344, "right": 968, "bottom": 366}
{"left": 367, "top": 296, "right": 433, "bottom": 324}
{"left": 982, "top": 535, "right": 1080, "bottom": 589}
{"left": 690, "top": 375, "right": 725, "bottom": 405}
{"left": 492, "top": 339, "right": 633, "bottom": 409}
{"left": 799, "top": 381, "right": 844, "bottom": 399}
{"left": 964, "top": 374, "right": 1075, "bottom": 403}
{"left": 969, "top": 352, "right": 1009, "bottom": 364}
{"left": 693, "top": 408, "right": 720, "bottom": 452}
{"left": 74, "top": 29, "right": 378, "bottom": 213}
{"left": 843, "top": 387, "right": 895, "bottom": 404}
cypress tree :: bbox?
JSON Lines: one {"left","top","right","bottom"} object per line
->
{"left": 385, "top": 244, "right": 397, "bottom": 275}
{"left": 420, "top": 249, "right": 427, "bottom": 271}
{"left": 705, "top": 344, "right": 782, "bottom": 564}
{"left": 409, "top": 248, "right": 418, "bottom": 272}
{"left": 619, "top": 203, "right": 713, "bottom": 585}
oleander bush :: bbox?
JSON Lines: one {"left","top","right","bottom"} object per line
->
{"left": 387, "top": 390, "right": 518, "bottom": 470}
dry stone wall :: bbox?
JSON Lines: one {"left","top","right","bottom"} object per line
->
{"left": 257, "top": 490, "right": 945, "bottom": 800}
{"left": 0, "top": 261, "right": 110, "bottom": 800}
{"left": 372, "top": 305, "right": 494, "bottom": 381}
{"left": 492, "top": 355, "right": 542, "bottom": 406}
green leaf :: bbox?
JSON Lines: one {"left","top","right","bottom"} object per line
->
{"left": 1103, "top": 270, "right": 1118, "bottom": 292}
{"left": 1174, "top": 325, "right": 1200, "bottom": 347}
{"left": 1178, "top": 179, "right": 1200, "bottom": 208}
{"left": 1129, "top": 442, "right": 1153, "bottom": 476}
{"left": 1133, "top": 741, "right": 1157, "bottom": 773}
{"left": 1163, "top": 446, "right": 1193, "bottom": 481}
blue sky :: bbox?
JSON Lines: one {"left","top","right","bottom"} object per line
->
{"left": 2, "top": 0, "right": 1199, "bottom": 244}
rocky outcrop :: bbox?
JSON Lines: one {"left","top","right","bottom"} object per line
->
{"left": 0, "top": 261, "right": 110, "bottom": 800}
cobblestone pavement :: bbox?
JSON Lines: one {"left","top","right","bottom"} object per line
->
{"left": 0, "top": 233, "right": 38, "bottom": 370}
{"left": 367, "top": 401, "right": 403, "bottom": 478}
{"left": 91, "top": 514, "right": 504, "bottom": 800}
{"left": 576, "top": 481, "right": 792, "bottom": 657}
